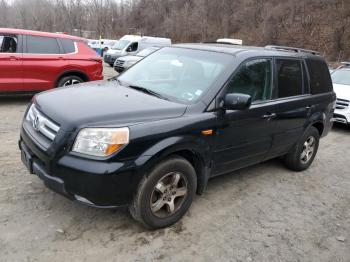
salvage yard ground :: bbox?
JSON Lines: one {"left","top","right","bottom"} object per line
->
{"left": 0, "top": 64, "right": 349, "bottom": 262}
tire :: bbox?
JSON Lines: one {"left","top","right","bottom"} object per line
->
{"left": 129, "top": 156, "right": 197, "bottom": 229}
{"left": 109, "top": 63, "right": 114, "bottom": 67}
{"left": 57, "top": 75, "right": 84, "bottom": 87}
{"left": 283, "top": 126, "right": 320, "bottom": 171}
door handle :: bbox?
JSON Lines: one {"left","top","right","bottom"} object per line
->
{"left": 9, "top": 56, "right": 20, "bottom": 61}
{"left": 305, "top": 105, "right": 312, "bottom": 110}
{"left": 262, "top": 113, "right": 277, "bottom": 119}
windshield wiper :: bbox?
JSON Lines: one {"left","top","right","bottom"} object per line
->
{"left": 126, "top": 84, "right": 169, "bottom": 101}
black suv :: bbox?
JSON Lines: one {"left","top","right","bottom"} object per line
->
{"left": 19, "top": 44, "right": 335, "bottom": 228}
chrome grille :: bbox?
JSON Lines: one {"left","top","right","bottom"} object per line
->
{"left": 26, "top": 104, "right": 60, "bottom": 141}
{"left": 335, "top": 98, "right": 350, "bottom": 110}
{"left": 114, "top": 59, "right": 125, "bottom": 67}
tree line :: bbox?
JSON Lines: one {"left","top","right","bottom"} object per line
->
{"left": 0, "top": 0, "right": 349, "bottom": 61}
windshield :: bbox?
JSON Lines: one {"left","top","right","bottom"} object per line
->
{"left": 137, "top": 48, "right": 158, "bottom": 57}
{"left": 332, "top": 68, "right": 350, "bottom": 86}
{"left": 118, "top": 47, "right": 232, "bottom": 103}
{"left": 112, "top": 40, "right": 130, "bottom": 50}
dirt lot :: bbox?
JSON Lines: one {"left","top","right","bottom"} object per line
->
{"left": 0, "top": 66, "right": 349, "bottom": 261}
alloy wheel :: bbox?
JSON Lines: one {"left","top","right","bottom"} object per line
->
{"left": 300, "top": 136, "right": 315, "bottom": 164}
{"left": 150, "top": 172, "right": 188, "bottom": 218}
{"left": 63, "top": 79, "right": 81, "bottom": 86}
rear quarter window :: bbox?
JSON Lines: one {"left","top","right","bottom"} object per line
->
{"left": 60, "top": 38, "right": 76, "bottom": 54}
{"left": 306, "top": 58, "right": 333, "bottom": 94}
{"left": 27, "top": 35, "right": 60, "bottom": 54}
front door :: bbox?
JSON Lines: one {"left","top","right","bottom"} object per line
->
{"left": 0, "top": 34, "right": 23, "bottom": 92}
{"left": 212, "top": 58, "right": 278, "bottom": 176}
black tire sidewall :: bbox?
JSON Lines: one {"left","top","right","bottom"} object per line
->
{"left": 287, "top": 127, "right": 320, "bottom": 171}
{"left": 136, "top": 157, "right": 197, "bottom": 229}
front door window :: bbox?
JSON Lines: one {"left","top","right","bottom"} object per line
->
{"left": 226, "top": 58, "right": 272, "bottom": 102}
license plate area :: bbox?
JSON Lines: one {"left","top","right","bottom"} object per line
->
{"left": 21, "top": 145, "right": 33, "bottom": 174}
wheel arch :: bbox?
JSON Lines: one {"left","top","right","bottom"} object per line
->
{"left": 135, "top": 138, "right": 212, "bottom": 195}
{"left": 305, "top": 111, "right": 326, "bottom": 137}
{"left": 55, "top": 70, "right": 90, "bottom": 87}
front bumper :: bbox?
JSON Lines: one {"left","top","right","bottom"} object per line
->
{"left": 114, "top": 66, "right": 125, "bottom": 73}
{"left": 333, "top": 109, "right": 350, "bottom": 125}
{"left": 19, "top": 128, "right": 141, "bottom": 208}
{"left": 104, "top": 54, "right": 118, "bottom": 65}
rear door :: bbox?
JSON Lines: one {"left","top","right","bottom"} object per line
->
{"left": 269, "top": 58, "right": 311, "bottom": 157}
{"left": 0, "top": 33, "right": 23, "bottom": 92}
{"left": 22, "top": 35, "right": 68, "bottom": 91}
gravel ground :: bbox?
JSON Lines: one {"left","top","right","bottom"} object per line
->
{"left": 0, "top": 65, "right": 349, "bottom": 261}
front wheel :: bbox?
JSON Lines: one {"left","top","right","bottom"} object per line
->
{"left": 283, "top": 126, "right": 320, "bottom": 171}
{"left": 129, "top": 156, "right": 197, "bottom": 229}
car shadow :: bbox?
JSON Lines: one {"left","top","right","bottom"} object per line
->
{"left": 0, "top": 95, "right": 33, "bottom": 105}
{"left": 332, "top": 122, "right": 350, "bottom": 133}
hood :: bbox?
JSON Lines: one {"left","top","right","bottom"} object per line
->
{"left": 118, "top": 55, "right": 141, "bottom": 62}
{"left": 35, "top": 80, "right": 187, "bottom": 131}
{"left": 333, "top": 83, "right": 350, "bottom": 100}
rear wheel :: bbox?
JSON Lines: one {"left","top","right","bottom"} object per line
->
{"left": 129, "top": 156, "right": 197, "bottom": 229}
{"left": 57, "top": 75, "right": 83, "bottom": 87}
{"left": 283, "top": 126, "right": 320, "bottom": 171}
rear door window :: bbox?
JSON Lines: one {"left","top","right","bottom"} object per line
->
{"left": 26, "top": 35, "right": 60, "bottom": 54}
{"left": 276, "top": 59, "right": 303, "bottom": 98}
{"left": 0, "top": 35, "right": 18, "bottom": 53}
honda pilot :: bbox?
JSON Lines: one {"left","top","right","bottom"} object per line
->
{"left": 19, "top": 44, "right": 335, "bottom": 229}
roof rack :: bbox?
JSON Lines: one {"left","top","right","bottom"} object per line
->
{"left": 265, "top": 45, "right": 320, "bottom": 55}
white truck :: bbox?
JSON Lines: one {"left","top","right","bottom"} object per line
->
{"left": 104, "top": 35, "right": 171, "bottom": 66}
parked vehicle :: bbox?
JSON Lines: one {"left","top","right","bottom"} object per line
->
{"left": 331, "top": 62, "right": 350, "bottom": 125}
{"left": 88, "top": 39, "right": 118, "bottom": 56}
{"left": 114, "top": 46, "right": 160, "bottom": 73}
{"left": 104, "top": 35, "right": 171, "bottom": 66}
{"left": 0, "top": 28, "right": 103, "bottom": 94}
{"left": 19, "top": 44, "right": 335, "bottom": 229}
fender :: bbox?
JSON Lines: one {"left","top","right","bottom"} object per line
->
{"left": 304, "top": 111, "right": 327, "bottom": 136}
{"left": 134, "top": 135, "right": 212, "bottom": 194}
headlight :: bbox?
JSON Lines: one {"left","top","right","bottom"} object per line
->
{"left": 72, "top": 127, "right": 129, "bottom": 157}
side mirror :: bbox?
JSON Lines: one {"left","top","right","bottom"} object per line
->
{"left": 224, "top": 93, "right": 251, "bottom": 110}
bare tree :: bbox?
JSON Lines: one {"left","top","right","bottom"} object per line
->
{"left": 0, "top": 0, "right": 349, "bottom": 61}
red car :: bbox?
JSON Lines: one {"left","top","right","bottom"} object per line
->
{"left": 0, "top": 28, "right": 103, "bottom": 94}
